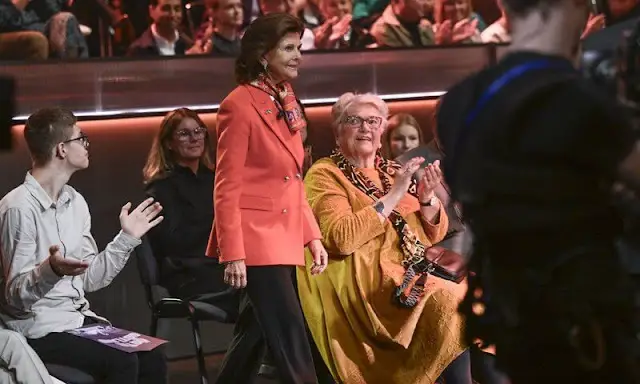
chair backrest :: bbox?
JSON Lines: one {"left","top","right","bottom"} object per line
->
{"left": 134, "top": 237, "right": 160, "bottom": 293}
{"left": 135, "top": 237, "right": 173, "bottom": 307}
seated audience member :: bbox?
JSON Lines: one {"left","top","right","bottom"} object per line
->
{"left": 143, "top": 108, "right": 237, "bottom": 315}
{"left": 0, "top": 30, "right": 48, "bottom": 60}
{"left": 0, "top": 0, "right": 88, "bottom": 58}
{"left": 0, "top": 108, "right": 167, "bottom": 384}
{"left": 128, "top": 0, "right": 212, "bottom": 56}
{"left": 0, "top": 329, "right": 64, "bottom": 384}
{"left": 314, "top": 0, "right": 375, "bottom": 49}
{"left": 370, "top": 0, "right": 476, "bottom": 47}
{"left": 432, "top": 0, "right": 483, "bottom": 44}
{"left": 209, "top": 0, "right": 243, "bottom": 56}
{"left": 382, "top": 112, "right": 425, "bottom": 160}
{"left": 258, "top": 0, "right": 316, "bottom": 49}
{"left": 297, "top": 93, "right": 472, "bottom": 384}
{"left": 370, "top": 0, "right": 436, "bottom": 47}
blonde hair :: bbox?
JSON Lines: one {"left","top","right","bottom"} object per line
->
{"left": 331, "top": 92, "right": 389, "bottom": 138}
{"left": 381, "top": 113, "right": 425, "bottom": 158}
{"left": 142, "top": 108, "right": 214, "bottom": 184}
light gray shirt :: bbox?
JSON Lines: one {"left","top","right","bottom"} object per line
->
{"left": 0, "top": 173, "right": 140, "bottom": 339}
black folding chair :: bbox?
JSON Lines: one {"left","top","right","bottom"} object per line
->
{"left": 134, "top": 237, "right": 236, "bottom": 384}
{"left": 46, "top": 364, "right": 96, "bottom": 384}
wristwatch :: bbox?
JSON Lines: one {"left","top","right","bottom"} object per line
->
{"left": 374, "top": 200, "right": 385, "bottom": 214}
{"left": 419, "top": 195, "right": 439, "bottom": 207}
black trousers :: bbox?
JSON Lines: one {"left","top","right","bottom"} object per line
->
{"left": 27, "top": 318, "right": 167, "bottom": 384}
{"left": 215, "top": 265, "right": 318, "bottom": 384}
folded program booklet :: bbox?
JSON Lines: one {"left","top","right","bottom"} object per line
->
{"left": 67, "top": 324, "right": 168, "bottom": 353}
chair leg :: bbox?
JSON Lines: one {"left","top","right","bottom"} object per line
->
{"left": 190, "top": 318, "right": 209, "bottom": 384}
{"left": 150, "top": 313, "right": 159, "bottom": 337}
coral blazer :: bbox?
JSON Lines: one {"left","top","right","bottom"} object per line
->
{"left": 206, "top": 85, "right": 322, "bottom": 266}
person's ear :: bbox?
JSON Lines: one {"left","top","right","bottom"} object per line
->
{"left": 55, "top": 142, "right": 67, "bottom": 160}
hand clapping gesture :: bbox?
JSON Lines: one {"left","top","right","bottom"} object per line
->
{"left": 392, "top": 157, "right": 425, "bottom": 193}
{"left": 49, "top": 245, "right": 89, "bottom": 277}
{"left": 119, "top": 197, "right": 164, "bottom": 239}
{"left": 435, "top": 18, "right": 479, "bottom": 45}
{"left": 418, "top": 160, "right": 443, "bottom": 200}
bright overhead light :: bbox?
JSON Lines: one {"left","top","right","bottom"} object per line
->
{"left": 11, "top": 91, "right": 445, "bottom": 123}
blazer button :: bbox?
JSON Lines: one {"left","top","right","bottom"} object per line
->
{"left": 284, "top": 176, "right": 290, "bottom": 181}
{"left": 295, "top": 173, "right": 302, "bottom": 179}
{"left": 282, "top": 209, "right": 288, "bottom": 214}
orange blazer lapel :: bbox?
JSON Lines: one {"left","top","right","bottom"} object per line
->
{"left": 246, "top": 86, "right": 303, "bottom": 169}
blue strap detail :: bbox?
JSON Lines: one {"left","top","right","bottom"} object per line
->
{"left": 464, "top": 60, "right": 561, "bottom": 127}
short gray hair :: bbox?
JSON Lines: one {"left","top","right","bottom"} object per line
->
{"left": 331, "top": 92, "right": 389, "bottom": 137}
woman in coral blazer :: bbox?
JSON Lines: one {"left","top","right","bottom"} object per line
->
{"left": 205, "top": 13, "right": 328, "bottom": 384}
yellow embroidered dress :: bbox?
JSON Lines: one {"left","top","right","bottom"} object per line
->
{"left": 297, "top": 158, "right": 468, "bottom": 384}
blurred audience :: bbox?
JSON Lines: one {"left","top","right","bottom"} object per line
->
{"left": 0, "top": 0, "right": 608, "bottom": 60}
{"left": 0, "top": 30, "right": 48, "bottom": 60}
{"left": 127, "top": 0, "right": 212, "bottom": 56}
{"left": 480, "top": 0, "right": 508, "bottom": 42}
{"left": 0, "top": 0, "right": 88, "bottom": 58}
{"left": 209, "top": 0, "right": 244, "bottom": 56}
{"left": 432, "top": 0, "right": 482, "bottom": 43}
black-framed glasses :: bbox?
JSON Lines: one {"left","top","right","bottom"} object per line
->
{"left": 63, "top": 134, "right": 90, "bottom": 149}
{"left": 343, "top": 115, "right": 384, "bottom": 130}
{"left": 175, "top": 127, "right": 207, "bottom": 142}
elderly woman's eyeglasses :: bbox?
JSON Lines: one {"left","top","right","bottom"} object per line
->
{"left": 175, "top": 127, "right": 207, "bottom": 142}
{"left": 343, "top": 115, "right": 383, "bottom": 130}
{"left": 63, "top": 134, "right": 90, "bottom": 149}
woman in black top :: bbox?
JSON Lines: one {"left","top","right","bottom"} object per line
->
{"left": 143, "top": 108, "right": 237, "bottom": 316}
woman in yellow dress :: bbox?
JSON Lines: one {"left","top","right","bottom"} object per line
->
{"left": 298, "top": 92, "right": 471, "bottom": 383}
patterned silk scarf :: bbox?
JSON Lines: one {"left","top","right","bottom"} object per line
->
{"left": 250, "top": 73, "right": 307, "bottom": 133}
{"left": 330, "top": 150, "right": 436, "bottom": 308}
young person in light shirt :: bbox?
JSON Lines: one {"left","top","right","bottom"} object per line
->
{"left": 0, "top": 107, "right": 167, "bottom": 384}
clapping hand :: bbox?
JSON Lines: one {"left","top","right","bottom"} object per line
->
{"left": 436, "top": 18, "right": 478, "bottom": 45}
{"left": 393, "top": 157, "right": 424, "bottom": 193}
{"left": 119, "top": 198, "right": 163, "bottom": 239}
{"left": 418, "top": 160, "right": 443, "bottom": 200}
{"left": 49, "top": 245, "right": 89, "bottom": 277}
{"left": 328, "top": 15, "right": 353, "bottom": 45}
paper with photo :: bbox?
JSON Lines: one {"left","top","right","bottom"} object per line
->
{"left": 67, "top": 325, "right": 168, "bottom": 353}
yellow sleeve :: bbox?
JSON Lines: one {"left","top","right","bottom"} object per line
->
{"left": 305, "top": 163, "right": 386, "bottom": 256}
{"left": 420, "top": 202, "right": 449, "bottom": 245}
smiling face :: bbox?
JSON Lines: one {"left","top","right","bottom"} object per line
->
{"left": 263, "top": 32, "right": 303, "bottom": 83}
{"left": 337, "top": 103, "right": 386, "bottom": 162}
{"left": 150, "top": 0, "right": 183, "bottom": 31}
{"left": 167, "top": 117, "right": 207, "bottom": 163}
